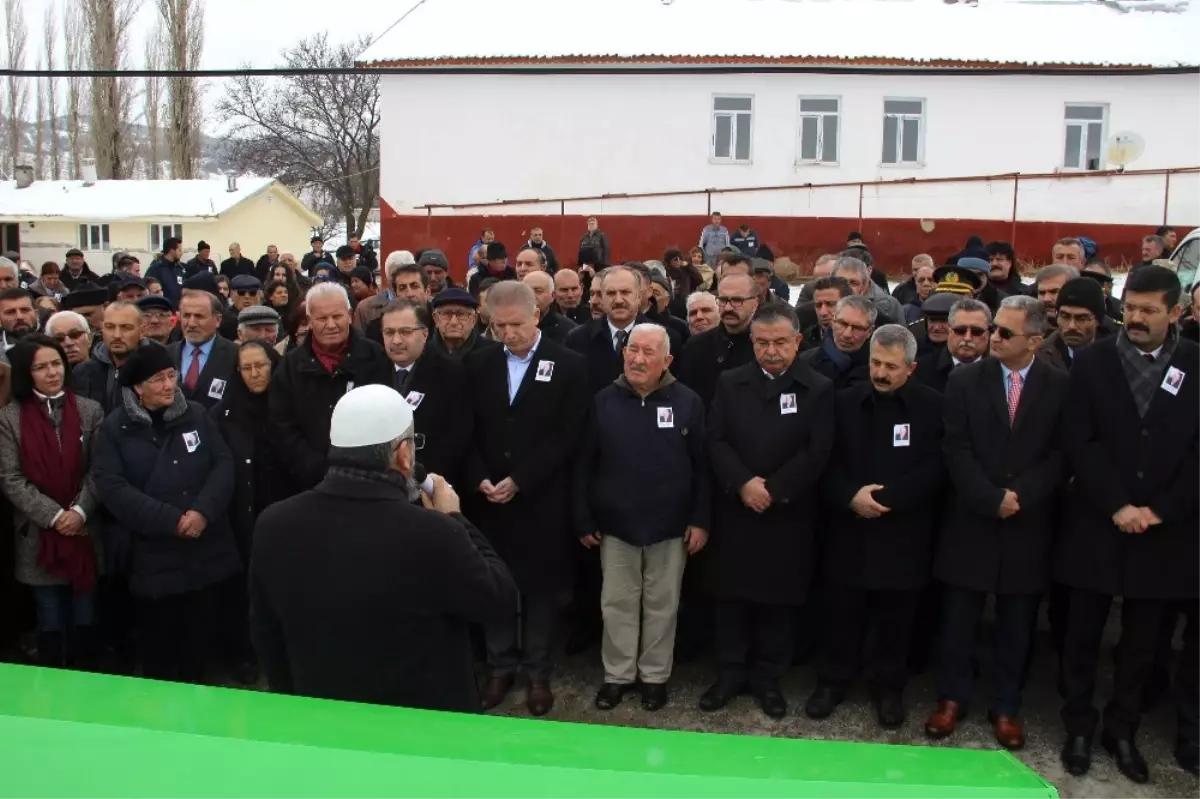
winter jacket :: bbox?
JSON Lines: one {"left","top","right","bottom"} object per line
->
{"left": 92, "top": 388, "right": 240, "bottom": 598}
{"left": 146, "top": 257, "right": 187, "bottom": 307}
{"left": 301, "top": 251, "right": 335, "bottom": 276}
{"left": 525, "top": 241, "right": 559, "bottom": 274}
{"left": 579, "top": 230, "right": 612, "bottom": 267}
{"left": 60, "top": 264, "right": 101, "bottom": 292}
{"left": 220, "top": 256, "right": 256, "bottom": 279}
{"left": 71, "top": 340, "right": 138, "bottom": 415}
{"left": 184, "top": 257, "right": 217, "bottom": 277}
{"left": 730, "top": 228, "right": 760, "bottom": 257}
{"left": 574, "top": 374, "right": 709, "bottom": 547}
{"left": 699, "top": 224, "right": 731, "bottom": 266}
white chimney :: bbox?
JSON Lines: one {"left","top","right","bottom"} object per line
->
{"left": 14, "top": 165, "right": 33, "bottom": 189}
{"left": 226, "top": 175, "right": 238, "bottom": 193}
{"left": 81, "top": 158, "right": 98, "bottom": 186}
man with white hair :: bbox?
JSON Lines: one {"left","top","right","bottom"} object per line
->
{"left": 45, "top": 311, "right": 92, "bottom": 366}
{"left": 685, "top": 292, "right": 719, "bottom": 336}
{"left": 835, "top": 256, "right": 905, "bottom": 325}
{"left": 577, "top": 323, "right": 709, "bottom": 713}
{"left": 893, "top": 253, "right": 937, "bottom": 307}
{"left": 465, "top": 281, "right": 589, "bottom": 716}
{"left": 250, "top": 384, "right": 517, "bottom": 712}
{"left": 796, "top": 253, "right": 839, "bottom": 304}
{"left": 806, "top": 324, "right": 944, "bottom": 730}
{"left": 269, "top": 282, "right": 394, "bottom": 494}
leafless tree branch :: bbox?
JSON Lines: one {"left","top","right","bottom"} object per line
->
{"left": 44, "top": 2, "right": 61, "bottom": 179}
{"left": 4, "top": 0, "right": 30, "bottom": 177}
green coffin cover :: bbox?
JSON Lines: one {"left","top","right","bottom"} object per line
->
{"left": 0, "top": 664, "right": 1056, "bottom": 798}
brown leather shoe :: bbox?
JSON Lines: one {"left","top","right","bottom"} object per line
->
{"left": 480, "top": 673, "right": 514, "bottom": 710}
{"left": 527, "top": 681, "right": 555, "bottom": 717}
{"left": 991, "top": 715, "right": 1025, "bottom": 751}
{"left": 924, "top": 700, "right": 964, "bottom": 739}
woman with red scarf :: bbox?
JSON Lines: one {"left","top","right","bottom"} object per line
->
{"left": 0, "top": 334, "right": 104, "bottom": 667}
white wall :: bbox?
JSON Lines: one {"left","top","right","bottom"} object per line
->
{"left": 380, "top": 70, "right": 1200, "bottom": 224}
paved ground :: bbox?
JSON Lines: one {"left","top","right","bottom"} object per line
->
{"left": 488, "top": 624, "right": 1199, "bottom": 798}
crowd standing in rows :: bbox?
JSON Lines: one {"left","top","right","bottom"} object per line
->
{"left": 0, "top": 219, "right": 1195, "bottom": 786}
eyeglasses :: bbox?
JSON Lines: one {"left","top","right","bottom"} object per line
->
{"left": 951, "top": 325, "right": 990, "bottom": 338}
{"left": 435, "top": 309, "right": 473, "bottom": 320}
{"left": 52, "top": 330, "right": 89, "bottom": 343}
{"left": 716, "top": 295, "right": 754, "bottom": 307}
{"left": 383, "top": 326, "right": 427, "bottom": 337}
{"left": 144, "top": 369, "right": 178, "bottom": 386}
{"left": 235, "top": 290, "right": 258, "bottom": 297}
{"left": 238, "top": 362, "right": 272, "bottom": 374}
{"left": 992, "top": 325, "right": 1030, "bottom": 341}
{"left": 1056, "top": 310, "right": 1096, "bottom": 326}
{"left": 833, "top": 318, "right": 872, "bottom": 335}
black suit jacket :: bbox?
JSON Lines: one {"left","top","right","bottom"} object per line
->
{"left": 397, "top": 351, "right": 473, "bottom": 489}
{"left": 565, "top": 315, "right": 681, "bottom": 395}
{"left": 914, "top": 346, "right": 963, "bottom": 394}
{"left": 1055, "top": 335, "right": 1198, "bottom": 599}
{"left": 538, "top": 308, "right": 578, "bottom": 345}
{"left": 934, "top": 357, "right": 1069, "bottom": 595}
{"left": 169, "top": 336, "right": 240, "bottom": 410}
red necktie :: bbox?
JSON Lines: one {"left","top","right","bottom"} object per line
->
{"left": 1007, "top": 372, "right": 1022, "bottom": 425}
{"left": 184, "top": 346, "right": 202, "bottom": 391}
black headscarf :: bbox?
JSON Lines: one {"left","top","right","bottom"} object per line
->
{"left": 226, "top": 339, "right": 280, "bottom": 430}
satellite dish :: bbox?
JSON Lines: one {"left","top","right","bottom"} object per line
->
{"left": 1107, "top": 132, "right": 1145, "bottom": 169}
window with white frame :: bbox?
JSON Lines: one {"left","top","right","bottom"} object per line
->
{"left": 882, "top": 98, "right": 925, "bottom": 165}
{"left": 78, "top": 223, "right": 110, "bottom": 252}
{"left": 150, "top": 223, "right": 184, "bottom": 252}
{"left": 711, "top": 95, "right": 753, "bottom": 163}
{"left": 1063, "top": 104, "right": 1107, "bottom": 171}
{"left": 798, "top": 97, "right": 840, "bottom": 164}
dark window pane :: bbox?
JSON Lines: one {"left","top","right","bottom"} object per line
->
{"left": 1066, "top": 105, "right": 1104, "bottom": 121}
{"left": 1064, "top": 124, "right": 1082, "bottom": 168}
{"left": 101, "top": 225, "right": 110, "bottom": 249}
{"left": 1085, "top": 121, "right": 1103, "bottom": 170}
{"left": 822, "top": 114, "right": 838, "bottom": 162}
{"left": 79, "top": 224, "right": 87, "bottom": 249}
{"left": 714, "top": 96, "right": 752, "bottom": 112}
{"left": 902, "top": 118, "right": 920, "bottom": 162}
{"left": 885, "top": 99, "right": 923, "bottom": 115}
{"left": 800, "top": 116, "right": 819, "bottom": 160}
{"left": 714, "top": 114, "right": 732, "bottom": 158}
{"left": 800, "top": 98, "right": 838, "bottom": 113}
{"left": 735, "top": 113, "right": 752, "bottom": 161}
{"left": 883, "top": 116, "right": 898, "bottom": 163}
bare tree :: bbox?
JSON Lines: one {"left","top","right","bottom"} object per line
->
{"left": 156, "top": 0, "right": 203, "bottom": 179}
{"left": 143, "top": 27, "right": 164, "bottom": 178}
{"left": 44, "top": 1, "right": 61, "bottom": 178}
{"left": 79, "top": 0, "right": 140, "bottom": 179}
{"left": 4, "top": 0, "right": 29, "bottom": 176}
{"left": 63, "top": 2, "right": 86, "bottom": 178}
{"left": 34, "top": 56, "right": 44, "bottom": 177}
{"left": 218, "top": 33, "right": 381, "bottom": 237}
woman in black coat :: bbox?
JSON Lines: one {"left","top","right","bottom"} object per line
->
{"left": 210, "top": 339, "right": 288, "bottom": 682}
{"left": 93, "top": 341, "right": 239, "bottom": 684}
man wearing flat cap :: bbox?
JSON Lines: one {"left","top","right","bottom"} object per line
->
{"left": 250, "top": 384, "right": 517, "bottom": 712}
{"left": 1037, "top": 277, "right": 1113, "bottom": 372}
{"left": 92, "top": 341, "right": 239, "bottom": 684}
{"left": 468, "top": 242, "right": 516, "bottom": 297}
{"left": 230, "top": 275, "right": 263, "bottom": 313}
{"left": 113, "top": 275, "right": 149, "bottom": 304}
{"left": 238, "top": 305, "right": 281, "bottom": 347}
{"left": 137, "top": 294, "right": 176, "bottom": 346}
{"left": 419, "top": 249, "right": 454, "bottom": 297}
{"left": 427, "top": 287, "right": 499, "bottom": 360}
{"left": 59, "top": 283, "right": 108, "bottom": 332}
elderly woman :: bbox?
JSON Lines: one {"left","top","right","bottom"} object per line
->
{"left": 210, "top": 339, "right": 287, "bottom": 682}
{"left": 0, "top": 334, "right": 105, "bottom": 667}
{"left": 92, "top": 341, "right": 239, "bottom": 683}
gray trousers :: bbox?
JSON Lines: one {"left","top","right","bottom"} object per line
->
{"left": 600, "top": 535, "right": 686, "bottom": 685}
{"left": 485, "top": 592, "right": 562, "bottom": 682}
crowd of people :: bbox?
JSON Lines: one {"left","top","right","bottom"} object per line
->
{"left": 0, "top": 220, "right": 1195, "bottom": 787}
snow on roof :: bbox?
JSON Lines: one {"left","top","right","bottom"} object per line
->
{"left": 0, "top": 177, "right": 283, "bottom": 222}
{"left": 357, "top": 0, "right": 1199, "bottom": 69}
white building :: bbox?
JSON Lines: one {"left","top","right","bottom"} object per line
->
{"left": 360, "top": 0, "right": 1200, "bottom": 273}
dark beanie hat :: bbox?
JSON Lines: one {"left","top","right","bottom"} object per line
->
{"left": 119, "top": 341, "right": 176, "bottom": 387}
{"left": 349, "top": 265, "right": 373, "bottom": 285}
{"left": 485, "top": 242, "right": 508, "bottom": 261}
{"left": 1056, "top": 277, "right": 1106, "bottom": 321}
{"left": 182, "top": 270, "right": 221, "bottom": 299}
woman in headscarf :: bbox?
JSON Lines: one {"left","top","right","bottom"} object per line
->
{"left": 209, "top": 339, "right": 287, "bottom": 683}
{"left": 0, "top": 334, "right": 105, "bottom": 667}
{"left": 92, "top": 341, "right": 239, "bottom": 683}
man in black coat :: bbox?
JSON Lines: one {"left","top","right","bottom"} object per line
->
{"left": 799, "top": 294, "right": 873, "bottom": 390}
{"left": 465, "top": 282, "right": 589, "bottom": 717}
{"left": 924, "top": 296, "right": 1068, "bottom": 752}
{"left": 1055, "top": 265, "right": 1199, "bottom": 782}
{"left": 565, "top": 265, "right": 681, "bottom": 395}
{"left": 379, "top": 301, "right": 473, "bottom": 489}
{"left": 250, "top": 384, "right": 517, "bottom": 713}
{"left": 523, "top": 271, "right": 577, "bottom": 345}
{"left": 301, "top": 237, "right": 334, "bottom": 276}
{"left": 806, "top": 324, "right": 944, "bottom": 730}
{"left": 914, "top": 297, "right": 991, "bottom": 393}
{"left": 184, "top": 240, "right": 217, "bottom": 277}
{"left": 219, "top": 243, "right": 256, "bottom": 279}
{"left": 468, "top": 242, "right": 517, "bottom": 296}
{"left": 427, "top": 288, "right": 500, "bottom": 361}
{"left": 798, "top": 276, "right": 852, "bottom": 352}
{"left": 71, "top": 301, "right": 144, "bottom": 414}
{"left": 145, "top": 237, "right": 188, "bottom": 309}
{"left": 268, "top": 283, "right": 394, "bottom": 495}
{"left": 700, "top": 304, "right": 835, "bottom": 720}
{"left": 168, "top": 290, "right": 239, "bottom": 411}
{"left": 92, "top": 343, "right": 240, "bottom": 684}
{"left": 676, "top": 272, "right": 759, "bottom": 409}
{"left": 553, "top": 268, "right": 590, "bottom": 325}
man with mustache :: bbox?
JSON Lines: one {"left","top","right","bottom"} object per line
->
{"left": 168, "top": 290, "right": 239, "bottom": 411}
{"left": 0, "top": 288, "right": 39, "bottom": 360}
{"left": 700, "top": 304, "right": 834, "bottom": 719}
{"left": 1036, "top": 277, "right": 1112, "bottom": 372}
{"left": 1055, "top": 265, "right": 1199, "bottom": 781}
{"left": 914, "top": 299, "right": 991, "bottom": 394}
{"left": 926, "top": 296, "right": 1068, "bottom": 752}
{"left": 676, "top": 273, "right": 760, "bottom": 410}
{"left": 798, "top": 295, "right": 874, "bottom": 390}
{"left": 1035, "top": 264, "right": 1081, "bottom": 329}
{"left": 685, "top": 292, "right": 719, "bottom": 336}
{"left": 806, "top": 325, "right": 944, "bottom": 730}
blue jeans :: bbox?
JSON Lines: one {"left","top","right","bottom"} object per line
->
{"left": 32, "top": 585, "right": 95, "bottom": 633}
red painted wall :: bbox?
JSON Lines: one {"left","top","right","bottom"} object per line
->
{"left": 380, "top": 200, "right": 1172, "bottom": 284}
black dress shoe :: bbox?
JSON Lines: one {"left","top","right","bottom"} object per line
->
{"left": 640, "top": 683, "right": 669, "bottom": 711}
{"left": 698, "top": 677, "right": 744, "bottom": 712}
{"left": 1175, "top": 739, "right": 1199, "bottom": 776}
{"left": 753, "top": 681, "right": 788, "bottom": 720}
{"left": 594, "top": 682, "right": 628, "bottom": 710}
{"left": 874, "top": 690, "right": 906, "bottom": 730}
{"left": 1102, "top": 732, "right": 1149, "bottom": 784}
{"left": 804, "top": 683, "right": 847, "bottom": 720}
{"left": 1061, "top": 735, "right": 1092, "bottom": 777}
